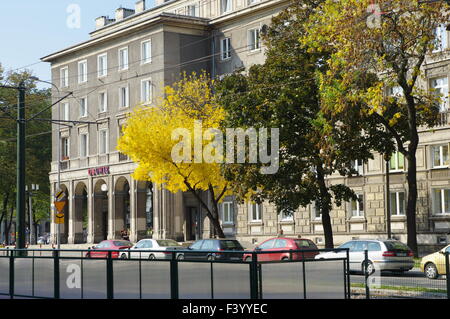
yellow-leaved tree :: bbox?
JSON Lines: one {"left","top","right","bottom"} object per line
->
{"left": 117, "top": 72, "right": 231, "bottom": 238}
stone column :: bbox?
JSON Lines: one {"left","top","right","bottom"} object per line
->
{"left": 68, "top": 180, "right": 75, "bottom": 244}
{"left": 87, "top": 177, "right": 94, "bottom": 244}
{"left": 107, "top": 175, "right": 114, "bottom": 240}
{"left": 129, "top": 178, "right": 137, "bottom": 242}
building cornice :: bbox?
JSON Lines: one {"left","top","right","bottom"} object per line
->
{"left": 41, "top": 13, "right": 209, "bottom": 63}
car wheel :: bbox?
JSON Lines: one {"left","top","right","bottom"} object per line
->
{"left": 177, "top": 254, "right": 184, "bottom": 261}
{"left": 120, "top": 253, "right": 127, "bottom": 259}
{"left": 245, "top": 256, "right": 252, "bottom": 262}
{"left": 281, "top": 257, "right": 289, "bottom": 261}
{"left": 148, "top": 254, "right": 156, "bottom": 260}
{"left": 362, "top": 260, "right": 375, "bottom": 275}
{"left": 207, "top": 255, "right": 215, "bottom": 261}
{"left": 425, "top": 263, "right": 439, "bottom": 279}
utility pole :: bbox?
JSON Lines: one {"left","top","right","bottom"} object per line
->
{"left": 16, "top": 81, "right": 26, "bottom": 253}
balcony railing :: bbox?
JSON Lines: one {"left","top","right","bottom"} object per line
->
{"left": 119, "top": 152, "right": 129, "bottom": 162}
{"left": 60, "top": 159, "right": 69, "bottom": 171}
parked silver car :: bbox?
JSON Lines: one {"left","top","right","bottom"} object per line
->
{"left": 121, "top": 239, "right": 184, "bottom": 260}
{"left": 315, "top": 239, "right": 414, "bottom": 273}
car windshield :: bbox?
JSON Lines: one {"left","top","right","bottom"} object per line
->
{"left": 157, "top": 240, "right": 180, "bottom": 247}
{"left": 113, "top": 241, "right": 132, "bottom": 247}
{"left": 220, "top": 240, "right": 243, "bottom": 249}
{"left": 384, "top": 241, "right": 410, "bottom": 252}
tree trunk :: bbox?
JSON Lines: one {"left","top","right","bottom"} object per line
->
{"left": 406, "top": 152, "right": 418, "bottom": 257}
{"left": 184, "top": 181, "right": 226, "bottom": 239}
{"left": 0, "top": 194, "right": 9, "bottom": 244}
{"left": 317, "top": 164, "right": 334, "bottom": 249}
{"left": 6, "top": 205, "right": 14, "bottom": 245}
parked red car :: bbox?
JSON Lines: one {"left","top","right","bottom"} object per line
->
{"left": 85, "top": 240, "right": 133, "bottom": 258}
{"left": 243, "top": 237, "right": 319, "bottom": 262}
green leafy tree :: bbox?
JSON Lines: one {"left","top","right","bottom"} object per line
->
{"left": 303, "top": 0, "right": 449, "bottom": 255}
{"left": 216, "top": 1, "right": 387, "bottom": 248}
{"left": 0, "top": 64, "right": 52, "bottom": 244}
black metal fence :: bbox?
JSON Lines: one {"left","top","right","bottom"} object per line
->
{"left": 0, "top": 248, "right": 350, "bottom": 299}
{"left": 359, "top": 250, "right": 450, "bottom": 299}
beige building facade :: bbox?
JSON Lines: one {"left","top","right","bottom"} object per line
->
{"left": 43, "top": 0, "right": 450, "bottom": 254}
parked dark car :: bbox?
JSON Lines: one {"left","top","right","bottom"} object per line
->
{"left": 85, "top": 240, "right": 133, "bottom": 258}
{"left": 243, "top": 237, "right": 319, "bottom": 262}
{"left": 177, "top": 239, "right": 245, "bottom": 261}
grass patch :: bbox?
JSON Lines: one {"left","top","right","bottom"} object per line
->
{"left": 351, "top": 283, "right": 446, "bottom": 294}
{"left": 414, "top": 258, "right": 422, "bottom": 268}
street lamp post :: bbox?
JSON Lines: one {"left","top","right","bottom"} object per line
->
{"left": 0, "top": 82, "right": 27, "bottom": 252}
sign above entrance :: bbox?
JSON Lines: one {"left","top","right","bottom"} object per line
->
{"left": 88, "top": 166, "right": 110, "bottom": 177}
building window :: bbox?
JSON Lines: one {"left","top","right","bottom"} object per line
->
{"left": 61, "top": 137, "right": 69, "bottom": 160}
{"left": 431, "top": 144, "right": 449, "bottom": 168}
{"left": 389, "top": 151, "right": 405, "bottom": 171}
{"left": 78, "top": 60, "right": 87, "bottom": 83}
{"left": 141, "top": 79, "right": 152, "bottom": 103}
{"left": 119, "top": 86, "right": 129, "bottom": 108}
{"left": 430, "top": 77, "right": 448, "bottom": 112}
{"left": 351, "top": 159, "right": 364, "bottom": 175}
{"left": 97, "top": 53, "right": 107, "bottom": 77}
{"left": 433, "top": 25, "right": 448, "bottom": 53}
{"left": 221, "top": 37, "right": 231, "bottom": 60}
{"left": 280, "top": 209, "right": 294, "bottom": 221}
{"left": 79, "top": 97, "right": 87, "bottom": 118}
{"left": 141, "top": 40, "right": 152, "bottom": 64}
{"left": 248, "top": 28, "right": 260, "bottom": 51}
{"left": 61, "top": 102, "right": 69, "bottom": 121}
{"left": 118, "top": 47, "right": 129, "bottom": 70}
{"left": 222, "top": 201, "right": 234, "bottom": 224}
{"left": 99, "top": 92, "right": 107, "bottom": 113}
{"left": 390, "top": 191, "right": 405, "bottom": 216}
{"left": 99, "top": 129, "right": 108, "bottom": 155}
{"left": 60, "top": 67, "right": 69, "bottom": 88}
{"left": 433, "top": 188, "right": 450, "bottom": 215}
{"left": 387, "top": 85, "right": 403, "bottom": 97}
{"left": 186, "top": 3, "right": 199, "bottom": 16}
{"left": 221, "top": 0, "right": 232, "bottom": 13}
{"left": 250, "top": 203, "right": 262, "bottom": 222}
{"left": 351, "top": 194, "right": 364, "bottom": 217}
{"left": 313, "top": 202, "right": 322, "bottom": 220}
{"left": 79, "top": 133, "right": 88, "bottom": 158}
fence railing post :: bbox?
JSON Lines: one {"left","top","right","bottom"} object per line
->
{"left": 446, "top": 251, "right": 450, "bottom": 300}
{"left": 301, "top": 250, "right": 306, "bottom": 299}
{"left": 106, "top": 251, "right": 114, "bottom": 299}
{"left": 346, "top": 249, "right": 351, "bottom": 299}
{"left": 364, "top": 249, "right": 369, "bottom": 299}
{"left": 53, "top": 249, "right": 60, "bottom": 299}
{"left": 9, "top": 250, "right": 14, "bottom": 299}
{"left": 170, "top": 251, "right": 179, "bottom": 299}
{"left": 250, "top": 252, "right": 259, "bottom": 299}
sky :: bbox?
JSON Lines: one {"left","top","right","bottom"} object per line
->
{"left": 0, "top": 0, "right": 155, "bottom": 89}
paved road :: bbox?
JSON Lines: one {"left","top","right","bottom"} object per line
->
{"left": 0, "top": 255, "right": 348, "bottom": 299}
{"left": 350, "top": 269, "right": 447, "bottom": 292}
{"left": 0, "top": 250, "right": 447, "bottom": 299}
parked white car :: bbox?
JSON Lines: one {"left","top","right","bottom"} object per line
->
{"left": 315, "top": 239, "right": 414, "bottom": 273}
{"left": 121, "top": 239, "right": 184, "bottom": 260}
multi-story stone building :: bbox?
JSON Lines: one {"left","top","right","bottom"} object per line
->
{"left": 43, "top": 0, "right": 450, "bottom": 254}
{"left": 42, "top": 0, "right": 290, "bottom": 244}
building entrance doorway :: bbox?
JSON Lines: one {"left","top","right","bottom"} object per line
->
{"left": 186, "top": 207, "right": 200, "bottom": 241}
